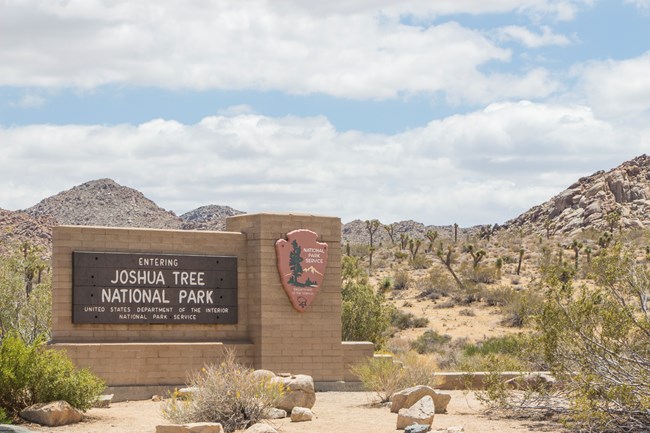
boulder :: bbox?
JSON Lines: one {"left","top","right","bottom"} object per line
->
{"left": 274, "top": 374, "right": 315, "bottom": 412}
{"left": 390, "top": 385, "right": 450, "bottom": 414}
{"left": 290, "top": 407, "right": 313, "bottom": 422}
{"left": 252, "top": 369, "right": 276, "bottom": 382}
{"left": 396, "top": 396, "right": 435, "bottom": 430}
{"left": 156, "top": 423, "right": 224, "bottom": 433}
{"left": 19, "top": 401, "right": 83, "bottom": 427}
{"left": 245, "top": 424, "right": 279, "bottom": 433}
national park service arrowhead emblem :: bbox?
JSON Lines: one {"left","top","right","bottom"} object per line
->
{"left": 275, "top": 229, "right": 328, "bottom": 312}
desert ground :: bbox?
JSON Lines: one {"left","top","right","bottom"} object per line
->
{"left": 23, "top": 391, "right": 562, "bottom": 433}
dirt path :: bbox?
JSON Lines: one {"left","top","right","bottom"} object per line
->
{"left": 23, "top": 391, "right": 562, "bottom": 433}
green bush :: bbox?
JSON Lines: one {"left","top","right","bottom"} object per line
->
{"left": 410, "top": 329, "right": 451, "bottom": 354}
{"left": 351, "top": 351, "right": 436, "bottom": 402}
{"left": 342, "top": 257, "right": 392, "bottom": 347}
{"left": 162, "top": 351, "right": 283, "bottom": 432}
{"left": 0, "top": 334, "right": 105, "bottom": 416}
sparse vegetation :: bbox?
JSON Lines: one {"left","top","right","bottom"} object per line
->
{"left": 351, "top": 351, "right": 437, "bottom": 403}
{"left": 161, "top": 349, "right": 283, "bottom": 432}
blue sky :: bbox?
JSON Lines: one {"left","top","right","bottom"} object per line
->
{"left": 1, "top": 0, "right": 650, "bottom": 226}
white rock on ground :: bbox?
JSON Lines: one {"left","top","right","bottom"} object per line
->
{"left": 396, "top": 396, "right": 435, "bottom": 430}
{"left": 244, "top": 424, "right": 279, "bottom": 433}
{"left": 274, "top": 374, "right": 316, "bottom": 412}
{"left": 290, "top": 407, "right": 314, "bottom": 422}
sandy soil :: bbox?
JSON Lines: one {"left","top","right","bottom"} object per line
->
{"left": 23, "top": 391, "right": 562, "bottom": 433}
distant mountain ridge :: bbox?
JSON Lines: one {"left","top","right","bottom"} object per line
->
{"left": 2, "top": 155, "right": 650, "bottom": 254}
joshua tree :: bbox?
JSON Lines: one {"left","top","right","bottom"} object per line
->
{"left": 479, "top": 224, "right": 494, "bottom": 242}
{"left": 544, "top": 219, "right": 556, "bottom": 239}
{"left": 383, "top": 223, "right": 396, "bottom": 245}
{"left": 585, "top": 246, "right": 592, "bottom": 266}
{"left": 598, "top": 231, "right": 613, "bottom": 249}
{"left": 399, "top": 233, "right": 409, "bottom": 250}
{"left": 425, "top": 230, "right": 438, "bottom": 252}
{"left": 464, "top": 244, "right": 486, "bottom": 269}
{"left": 496, "top": 257, "right": 503, "bottom": 279}
{"left": 605, "top": 209, "right": 621, "bottom": 233}
{"left": 570, "top": 239, "right": 583, "bottom": 272}
{"left": 408, "top": 238, "right": 422, "bottom": 261}
{"left": 516, "top": 248, "right": 524, "bottom": 276}
{"left": 365, "top": 219, "right": 381, "bottom": 271}
{"left": 436, "top": 244, "right": 465, "bottom": 290}
{"left": 453, "top": 223, "right": 459, "bottom": 244}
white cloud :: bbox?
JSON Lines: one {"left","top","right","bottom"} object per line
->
{"left": 625, "top": 0, "right": 650, "bottom": 9}
{"left": 0, "top": 102, "right": 646, "bottom": 226}
{"left": 495, "top": 25, "right": 571, "bottom": 47}
{"left": 0, "top": 1, "right": 564, "bottom": 102}
{"left": 573, "top": 52, "right": 650, "bottom": 122}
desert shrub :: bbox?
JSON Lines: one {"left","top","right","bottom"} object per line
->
{"left": 162, "top": 350, "right": 283, "bottom": 432}
{"left": 341, "top": 256, "right": 392, "bottom": 347}
{"left": 499, "top": 289, "right": 544, "bottom": 328}
{"left": 478, "top": 244, "right": 650, "bottom": 432}
{"left": 458, "top": 308, "right": 475, "bottom": 316}
{"left": 351, "top": 351, "right": 436, "bottom": 402}
{"left": 394, "top": 251, "right": 408, "bottom": 261}
{"left": 409, "top": 254, "right": 431, "bottom": 270}
{"left": 378, "top": 276, "right": 392, "bottom": 292}
{"left": 0, "top": 333, "right": 105, "bottom": 416}
{"left": 463, "top": 335, "right": 527, "bottom": 358}
{"left": 462, "top": 264, "right": 497, "bottom": 284}
{"left": 426, "top": 266, "right": 456, "bottom": 294}
{"left": 390, "top": 310, "right": 429, "bottom": 330}
{"left": 410, "top": 329, "right": 451, "bottom": 354}
{"left": 392, "top": 269, "right": 410, "bottom": 290}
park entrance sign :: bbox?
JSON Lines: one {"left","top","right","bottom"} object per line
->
{"left": 49, "top": 213, "right": 374, "bottom": 399}
{"left": 72, "top": 252, "right": 237, "bottom": 324}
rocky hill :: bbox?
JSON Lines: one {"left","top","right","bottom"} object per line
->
{"left": 502, "top": 154, "right": 650, "bottom": 236}
{"left": 0, "top": 209, "right": 54, "bottom": 255}
{"left": 24, "top": 179, "right": 184, "bottom": 230}
{"left": 180, "top": 205, "right": 245, "bottom": 231}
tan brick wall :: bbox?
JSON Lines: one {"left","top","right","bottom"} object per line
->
{"left": 342, "top": 341, "right": 375, "bottom": 381}
{"left": 51, "top": 342, "right": 255, "bottom": 386}
{"left": 50, "top": 213, "right": 371, "bottom": 388}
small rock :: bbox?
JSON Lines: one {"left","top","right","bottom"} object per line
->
{"left": 290, "top": 407, "right": 313, "bottom": 422}
{"left": 244, "top": 424, "right": 279, "bottom": 433}
{"left": 263, "top": 407, "right": 287, "bottom": 419}
{"left": 152, "top": 395, "right": 163, "bottom": 402}
{"left": 0, "top": 426, "right": 37, "bottom": 433}
{"left": 20, "top": 401, "right": 83, "bottom": 427}
{"left": 396, "top": 396, "right": 435, "bottom": 430}
{"left": 94, "top": 394, "right": 114, "bottom": 408}
{"left": 405, "top": 424, "right": 431, "bottom": 433}
{"left": 177, "top": 387, "right": 199, "bottom": 399}
{"left": 445, "top": 426, "right": 464, "bottom": 433}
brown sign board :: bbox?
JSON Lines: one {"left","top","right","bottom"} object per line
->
{"left": 73, "top": 252, "right": 237, "bottom": 324}
{"left": 275, "top": 229, "right": 328, "bottom": 312}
